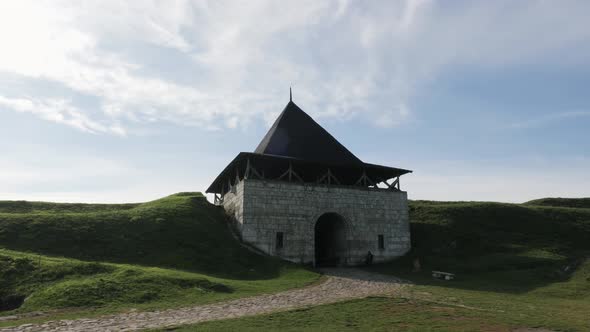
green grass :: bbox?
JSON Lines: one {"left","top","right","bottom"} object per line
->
{"left": 525, "top": 197, "right": 590, "bottom": 209}
{"left": 381, "top": 259, "right": 590, "bottom": 331}
{"left": 0, "top": 249, "right": 316, "bottom": 319}
{"left": 3, "top": 194, "right": 590, "bottom": 330}
{"left": 0, "top": 193, "right": 294, "bottom": 279}
{"left": 0, "top": 193, "right": 319, "bottom": 324}
{"left": 407, "top": 200, "right": 590, "bottom": 260}
{"left": 175, "top": 198, "right": 590, "bottom": 331}
{"left": 167, "top": 297, "right": 521, "bottom": 332}
{"left": 367, "top": 200, "right": 590, "bottom": 331}
{"left": 0, "top": 200, "right": 138, "bottom": 214}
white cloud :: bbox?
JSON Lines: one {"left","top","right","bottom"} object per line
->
{"left": 0, "top": 157, "right": 133, "bottom": 185}
{"left": 0, "top": 0, "right": 589, "bottom": 134}
{"left": 375, "top": 103, "right": 411, "bottom": 128}
{"left": 0, "top": 95, "right": 126, "bottom": 135}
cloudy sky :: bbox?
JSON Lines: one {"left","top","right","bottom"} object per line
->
{"left": 1, "top": 0, "right": 589, "bottom": 203}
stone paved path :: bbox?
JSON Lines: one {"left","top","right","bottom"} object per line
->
{"left": 1, "top": 268, "right": 407, "bottom": 332}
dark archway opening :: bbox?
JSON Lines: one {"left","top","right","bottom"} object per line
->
{"left": 314, "top": 213, "right": 347, "bottom": 266}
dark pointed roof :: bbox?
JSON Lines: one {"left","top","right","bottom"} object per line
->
{"left": 205, "top": 98, "right": 412, "bottom": 194}
{"left": 254, "top": 101, "right": 363, "bottom": 165}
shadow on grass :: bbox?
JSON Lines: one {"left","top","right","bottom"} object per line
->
{"left": 365, "top": 201, "right": 590, "bottom": 294}
{"left": 0, "top": 196, "right": 288, "bottom": 281}
{"left": 367, "top": 256, "right": 575, "bottom": 295}
{"left": 365, "top": 248, "right": 585, "bottom": 295}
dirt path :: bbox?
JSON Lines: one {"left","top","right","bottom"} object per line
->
{"left": 1, "top": 268, "right": 407, "bottom": 332}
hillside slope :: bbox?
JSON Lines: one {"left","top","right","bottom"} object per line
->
{"left": 0, "top": 193, "right": 279, "bottom": 279}
{"left": 408, "top": 200, "right": 590, "bottom": 267}
{"left": 0, "top": 193, "right": 318, "bottom": 319}
{"left": 364, "top": 200, "right": 590, "bottom": 331}
{"left": 524, "top": 197, "right": 590, "bottom": 209}
{"left": 0, "top": 248, "right": 316, "bottom": 318}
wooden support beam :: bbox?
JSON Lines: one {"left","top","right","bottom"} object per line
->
{"left": 278, "top": 164, "right": 291, "bottom": 181}
{"left": 291, "top": 169, "right": 304, "bottom": 182}
{"left": 382, "top": 178, "right": 392, "bottom": 188}
{"left": 244, "top": 158, "right": 251, "bottom": 179}
{"left": 368, "top": 175, "right": 375, "bottom": 187}
{"left": 214, "top": 193, "right": 224, "bottom": 205}
{"left": 354, "top": 171, "right": 366, "bottom": 186}
{"left": 328, "top": 168, "right": 340, "bottom": 185}
{"left": 355, "top": 170, "right": 374, "bottom": 187}
{"left": 248, "top": 161, "right": 264, "bottom": 179}
{"left": 394, "top": 176, "right": 400, "bottom": 190}
{"left": 380, "top": 176, "right": 400, "bottom": 191}
{"left": 317, "top": 168, "right": 340, "bottom": 185}
{"left": 277, "top": 163, "right": 304, "bottom": 183}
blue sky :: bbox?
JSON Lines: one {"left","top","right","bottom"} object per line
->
{"left": 0, "top": 0, "right": 589, "bottom": 203}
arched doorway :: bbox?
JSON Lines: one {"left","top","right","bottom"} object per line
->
{"left": 314, "top": 213, "right": 347, "bottom": 266}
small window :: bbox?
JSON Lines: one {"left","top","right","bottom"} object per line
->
{"left": 276, "top": 232, "right": 284, "bottom": 250}
{"left": 378, "top": 235, "right": 385, "bottom": 250}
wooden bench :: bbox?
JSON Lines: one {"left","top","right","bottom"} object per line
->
{"left": 432, "top": 271, "right": 455, "bottom": 280}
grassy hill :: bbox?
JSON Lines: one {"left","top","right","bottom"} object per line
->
{"left": 0, "top": 193, "right": 318, "bottom": 322}
{"left": 524, "top": 197, "right": 590, "bottom": 209}
{"left": 0, "top": 201, "right": 138, "bottom": 214}
{"left": 0, "top": 249, "right": 315, "bottom": 318}
{"left": 0, "top": 193, "right": 284, "bottom": 278}
{"left": 177, "top": 198, "right": 590, "bottom": 331}
{"left": 2, "top": 194, "right": 589, "bottom": 330}
{"left": 407, "top": 200, "right": 590, "bottom": 271}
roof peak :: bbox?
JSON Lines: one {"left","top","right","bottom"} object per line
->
{"left": 254, "top": 100, "right": 362, "bottom": 165}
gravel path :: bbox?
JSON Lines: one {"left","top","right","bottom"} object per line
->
{"left": 1, "top": 268, "right": 407, "bottom": 332}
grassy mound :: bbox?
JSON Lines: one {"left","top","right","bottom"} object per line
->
{"left": 386, "top": 201, "right": 590, "bottom": 294}
{"left": 524, "top": 197, "right": 590, "bottom": 209}
{"left": 0, "top": 248, "right": 315, "bottom": 317}
{"left": 0, "top": 193, "right": 319, "bottom": 320}
{"left": 0, "top": 193, "right": 281, "bottom": 279}
{"left": 407, "top": 201, "right": 590, "bottom": 267}
{"left": 0, "top": 249, "right": 224, "bottom": 311}
{"left": 363, "top": 200, "right": 590, "bottom": 331}
{"left": 0, "top": 201, "right": 138, "bottom": 214}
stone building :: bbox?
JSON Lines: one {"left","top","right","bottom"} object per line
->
{"left": 206, "top": 95, "right": 412, "bottom": 266}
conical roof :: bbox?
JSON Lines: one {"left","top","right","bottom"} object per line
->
{"left": 254, "top": 101, "right": 362, "bottom": 165}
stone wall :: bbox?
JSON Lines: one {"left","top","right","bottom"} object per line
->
{"left": 221, "top": 180, "right": 245, "bottom": 234}
{"left": 222, "top": 178, "right": 410, "bottom": 266}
